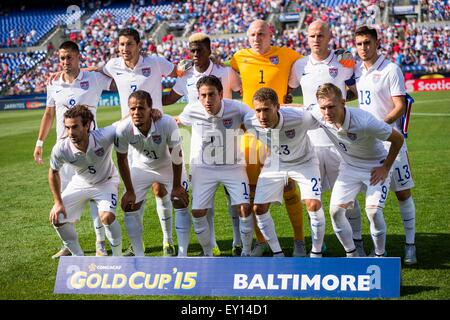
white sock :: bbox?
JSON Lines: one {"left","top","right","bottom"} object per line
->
{"left": 227, "top": 194, "right": 242, "bottom": 247}
{"left": 175, "top": 207, "right": 191, "bottom": 257}
{"left": 156, "top": 194, "right": 173, "bottom": 245}
{"left": 54, "top": 223, "right": 84, "bottom": 256}
{"left": 330, "top": 205, "right": 355, "bottom": 253}
{"left": 206, "top": 207, "right": 218, "bottom": 248}
{"left": 308, "top": 208, "right": 325, "bottom": 254}
{"left": 239, "top": 216, "right": 254, "bottom": 255}
{"left": 192, "top": 215, "right": 212, "bottom": 256}
{"left": 104, "top": 219, "right": 122, "bottom": 256}
{"left": 255, "top": 211, "right": 282, "bottom": 255}
{"left": 90, "top": 201, "right": 106, "bottom": 242}
{"left": 346, "top": 200, "right": 362, "bottom": 240}
{"left": 366, "top": 207, "right": 386, "bottom": 256}
{"left": 124, "top": 210, "right": 144, "bottom": 256}
{"left": 399, "top": 197, "right": 416, "bottom": 244}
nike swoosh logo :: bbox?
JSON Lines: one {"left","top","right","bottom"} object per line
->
{"left": 56, "top": 90, "right": 62, "bottom": 93}
{"left": 187, "top": 83, "right": 195, "bottom": 86}
{"left": 302, "top": 73, "right": 309, "bottom": 76}
{"left": 130, "top": 141, "right": 138, "bottom": 145}
{"left": 400, "top": 181, "right": 409, "bottom": 186}
{"left": 69, "top": 160, "right": 77, "bottom": 164}
{"left": 116, "top": 72, "right": 123, "bottom": 75}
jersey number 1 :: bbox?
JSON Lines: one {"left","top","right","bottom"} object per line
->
{"left": 259, "top": 70, "right": 265, "bottom": 84}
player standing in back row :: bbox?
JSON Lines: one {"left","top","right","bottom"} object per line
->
{"left": 352, "top": 26, "right": 417, "bottom": 264}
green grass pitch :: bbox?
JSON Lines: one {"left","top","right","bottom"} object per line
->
{"left": 0, "top": 91, "right": 449, "bottom": 300}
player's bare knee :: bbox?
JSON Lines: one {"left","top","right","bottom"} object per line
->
{"left": 305, "top": 199, "right": 322, "bottom": 212}
{"left": 239, "top": 203, "right": 252, "bottom": 217}
{"left": 152, "top": 182, "right": 168, "bottom": 198}
{"left": 330, "top": 204, "right": 349, "bottom": 219}
{"left": 395, "top": 189, "right": 411, "bottom": 202}
{"left": 192, "top": 209, "right": 207, "bottom": 218}
{"left": 100, "top": 212, "right": 115, "bottom": 225}
{"left": 172, "top": 199, "right": 188, "bottom": 209}
{"left": 254, "top": 203, "right": 269, "bottom": 215}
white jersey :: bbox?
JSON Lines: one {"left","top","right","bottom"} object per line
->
{"left": 103, "top": 55, "right": 174, "bottom": 118}
{"left": 115, "top": 115, "right": 182, "bottom": 170}
{"left": 50, "top": 125, "right": 118, "bottom": 187}
{"left": 178, "top": 98, "right": 252, "bottom": 167}
{"left": 244, "top": 107, "right": 318, "bottom": 168}
{"left": 355, "top": 55, "right": 406, "bottom": 133}
{"left": 308, "top": 105, "right": 392, "bottom": 170}
{"left": 46, "top": 70, "right": 112, "bottom": 139}
{"left": 172, "top": 60, "right": 241, "bottom": 103}
{"left": 288, "top": 52, "right": 353, "bottom": 147}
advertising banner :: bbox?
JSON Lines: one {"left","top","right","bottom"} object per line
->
{"left": 55, "top": 256, "right": 401, "bottom": 298}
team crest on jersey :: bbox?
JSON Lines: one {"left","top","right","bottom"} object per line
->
{"left": 347, "top": 132, "right": 357, "bottom": 141}
{"left": 152, "top": 134, "right": 162, "bottom": 144}
{"left": 95, "top": 147, "right": 105, "bottom": 157}
{"left": 329, "top": 67, "right": 338, "bottom": 79}
{"left": 80, "top": 81, "right": 89, "bottom": 90}
{"left": 142, "top": 67, "right": 151, "bottom": 77}
{"left": 269, "top": 56, "right": 279, "bottom": 65}
{"left": 285, "top": 129, "right": 296, "bottom": 139}
{"left": 223, "top": 118, "right": 233, "bottom": 128}
{"left": 372, "top": 73, "right": 381, "bottom": 83}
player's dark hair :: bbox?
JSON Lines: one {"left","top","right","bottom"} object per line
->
{"left": 253, "top": 87, "right": 279, "bottom": 105}
{"left": 316, "top": 83, "right": 343, "bottom": 101}
{"left": 128, "top": 90, "right": 162, "bottom": 121}
{"left": 59, "top": 41, "right": 80, "bottom": 53}
{"left": 64, "top": 104, "right": 94, "bottom": 128}
{"left": 355, "top": 25, "right": 378, "bottom": 41}
{"left": 119, "top": 27, "right": 140, "bottom": 43}
{"left": 196, "top": 75, "right": 223, "bottom": 92}
{"left": 129, "top": 90, "right": 153, "bottom": 108}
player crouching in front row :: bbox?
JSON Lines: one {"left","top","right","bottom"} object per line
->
{"left": 48, "top": 105, "right": 123, "bottom": 256}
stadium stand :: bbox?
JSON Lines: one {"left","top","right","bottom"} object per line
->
{"left": 1, "top": 0, "right": 449, "bottom": 96}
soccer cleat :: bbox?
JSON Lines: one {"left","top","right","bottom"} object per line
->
{"left": 404, "top": 244, "right": 417, "bottom": 265}
{"left": 292, "top": 239, "right": 307, "bottom": 257}
{"left": 240, "top": 251, "right": 250, "bottom": 257}
{"left": 51, "top": 246, "right": 71, "bottom": 259}
{"left": 232, "top": 245, "right": 242, "bottom": 257}
{"left": 212, "top": 246, "right": 221, "bottom": 257}
{"left": 273, "top": 251, "right": 285, "bottom": 257}
{"left": 163, "top": 243, "right": 177, "bottom": 257}
{"left": 250, "top": 242, "right": 271, "bottom": 257}
{"left": 369, "top": 250, "right": 388, "bottom": 257}
{"left": 123, "top": 244, "right": 135, "bottom": 256}
{"left": 346, "top": 249, "right": 359, "bottom": 257}
{"left": 354, "top": 239, "right": 366, "bottom": 257}
{"left": 96, "top": 241, "right": 108, "bottom": 257}
{"left": 309, "top": 251, "right": 322, "bottom": 258}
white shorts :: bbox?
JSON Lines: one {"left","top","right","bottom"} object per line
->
{"left": 386, "top": 145, "right": 415, "bottom": 192}
{"left": 130, "top": 164, "right": 189, "bottom": 203}
{"left": 314, "top": 145, "right": 342, "bottom": 192}
{"left": 330, "top": 163, "right": 391, "bottom": 208}
{"left": 254, "top": 157, "right": 322, "bottom": 205}
{"left": 190, "top": 165, "right": 250, "bottom": 210}
{"left": 60, "top": 176, "right": 120, "bottom": 223}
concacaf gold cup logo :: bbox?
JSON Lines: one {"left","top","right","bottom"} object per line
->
{"left": 66, "top": 264, "right": 198, "bottom": 291}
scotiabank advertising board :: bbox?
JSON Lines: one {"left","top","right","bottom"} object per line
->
{"left": 405, "top": 78, "right": 450, "bottom": 92}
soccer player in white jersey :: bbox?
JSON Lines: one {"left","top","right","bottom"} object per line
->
{"left": 243, "top": 88, "right": 325, "bottom": 257}
{"left": 353, "top": 26, "right": 417, "bottom": 264}
{"left": 48, "top": 105, "right": 122, "bottom": 257}
{"left": 178, "top": 75, "right": 253, "bottom": 257}
{"left": 115, "top": 90, "right": 190, "bottom": 257}
{"left": 288, "top": 20, "right": 364, "bottom": 256}
{"left": 102, "top": 27, "right": 178, "bottom": 256}
{"left": 163, "top": 32, "right": 243, "bottom": 257}
{"left": 309, "top": 83, "right": 404, "bottom": 257}
{"left": 34, "top": 41, "right": 114, "bottom": 258}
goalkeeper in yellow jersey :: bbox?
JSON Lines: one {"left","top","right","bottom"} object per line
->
{"left": 230, "top": 19, "right": 306, "bottom": 257}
